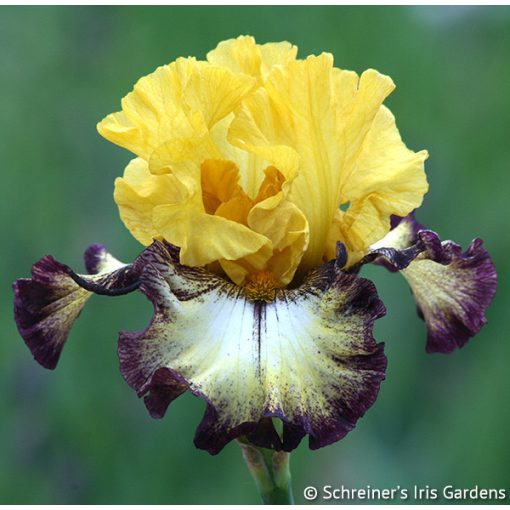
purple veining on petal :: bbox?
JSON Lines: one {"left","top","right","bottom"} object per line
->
{"left": 360, "top": 213, "right": 497, "bottom": 354}
{"left": 13, "top": 246, "right": 140, "bottom": 370}
{"left": 409, "top": 237, "right": 497, "bottom": 354}
{"left": 13, "top": 256, "right": 88, "bottom": 369}
{"left": 118, "top": 240, "right": 387, "bottom": 455}
{"left": 286, "top": 271, "right": 387, "bottom": 450}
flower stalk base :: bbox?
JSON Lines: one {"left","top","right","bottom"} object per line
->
{"left": 237, "top": 438, "right": 294, "bottom": 504}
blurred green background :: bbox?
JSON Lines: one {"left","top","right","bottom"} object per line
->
{"left": 1, "top": 6, "right": 509, "bottom": 504}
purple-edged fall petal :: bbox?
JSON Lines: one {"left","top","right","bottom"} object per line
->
{"left": 363, "top": 215, "right": 497, "bottom": 353}
{"left": 118, "top": 240, "right": 386, "bottom": 454}
{"left": 13, "top": 245, "right": 139, "bottom": 369}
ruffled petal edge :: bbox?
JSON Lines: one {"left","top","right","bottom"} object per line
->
{"left": 118, "top": 240, "right": 387, "bottom": 454}
{"left": 359, "top": 214, "right": 497, "bottom": 353}
{"left": 13, "top": 246, "right": 141, "bottom": 369}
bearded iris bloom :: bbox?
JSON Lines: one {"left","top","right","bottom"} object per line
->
{"left": 13, "top": 36, "right": 496, "bottom": 502}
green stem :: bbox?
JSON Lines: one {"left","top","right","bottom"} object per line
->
{"left": 237, "top": 438, "right": 294, "bottom": 504}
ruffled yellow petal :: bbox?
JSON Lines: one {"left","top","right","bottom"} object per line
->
{"left": 326, "top": 106, "right": 428, "bottom": 265}
{"left": 207, "top": 35, "right": 298, "bottom": 82}
{"left": 229, "top": 55, "right": 427, "bottom": 271}
{"left": 101, "top": 37, "right": 429, "bottom": 288}
{"left": 206, "top": 36, "right": 299, "bottom": 198}
{"left": 248, "top": 199, "right": 309, "bottom": 286}
{"left": 254, "top": 166, "right": 286, "bottom": 203}
{"left": 209, "top": 116, "right": 269, "bottom": 198}
{"left": 201, "top": 159, "right": 244, "bottom": 214}
{"left": 229, "top": 54, "right": 342, "bottom": 272}
{"left": 227, "top": 87, "right": 300, "bottom": 197}
{"left": 219, "top": 245, "right": 270, "bottom": 285}
{"left": 339, "top": 107, "right": 428, "bottom": 239}
{"left": 259, "top": 41, "right": 298, "bottom": 78}
{"left": 203, "top": 164, "right": 308, "bottom": 286}
{"left": 98, "top": 58, "right": 202, "bottom": 160}
{"left": 215, "top": 195, "right": 253, "bottom": 226}
{"left": 207, "top": 36, "right": 262, "bottom": 79}
{"left": 116, "top": 157, "right": 300, "bottom": 285}
{"left": 325, "top": 201, "right": 383, "bottom": 265}
{"left": 152, "top": 200, "right": 272, "bottom": 275}
{"left": 201, "top": 158, "right": 253, "bottom": 225}
{"left": 114, "top": 158, "right": 189, "bottom": 246}
{"left": 149, "top": 135, "right": 219, "bottom": 177}
{"left": 340, "top": 106, "right": 428, "bottom": 211}
{"left": 184, "top": 65, "right": 256, "bottom": 128}
{"left": 201, "top": 159, "right": 254, "bottom": 226}
{"left": 97, "top": 58, "right": 254, "bottom": 168}
{"left": 335, "top": 69, "right": 396, "bottom": 173}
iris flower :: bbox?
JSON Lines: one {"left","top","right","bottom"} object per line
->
{"left": 13, "top": 36, "right": 497, "bottom": 504}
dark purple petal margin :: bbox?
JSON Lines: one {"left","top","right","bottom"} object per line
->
{"left": 13, "top": 256, "right": 89, "bottom": 369}
{"left": 118, "top": 240, "right": 387, "bottom": 455}
{"left": 360, "top": 214, "right": 497, "bottom": 353}
{"left": 13, "top": 246, "right": 140, "bottom": 369}
{"left": 405, "top": 237, "right": 497, "bottom": 353}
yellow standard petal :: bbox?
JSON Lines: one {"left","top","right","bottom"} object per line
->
{"left": 229, "top": 54, "right": 428, "bottom": 273}
{"left": 100, "top": 36, "right": 429, "bottom": 289}
{"left": 229, "top": 54, "right": 345, "bottom": 274}
{"left": 332, "top": 105, "right": 429, "bottom": 264}
{"left": 153, "top": 200, "right": 272, "bottom": 273}
{"left": 207, "top": 35, "right": 298, "bottom": 82}
{"left": 114, "top": 158, "right": 190, "bottom": 246}
{"left": 97, "top": 57, "right": 255, "bottom": 168}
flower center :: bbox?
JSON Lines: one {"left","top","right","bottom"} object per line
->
{"left": 243, "top": 271, "right": 278, "bottom": 303}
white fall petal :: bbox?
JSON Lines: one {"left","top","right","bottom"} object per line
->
{"left": 118, "top": 241, "right": 387, "bottom": 453}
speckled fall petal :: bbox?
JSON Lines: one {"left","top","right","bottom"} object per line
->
{"left": 13, "top": 245, "right": 140, "bottom": 369}
{"left": 361, "top": 214, "right": 497, "bottom": 353}
{"left": 118, "top": 240, "right": 387, "bottom": 454}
